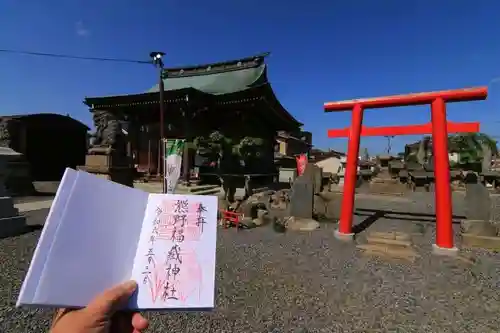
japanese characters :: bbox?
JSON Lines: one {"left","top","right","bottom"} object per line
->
{"left": 140, "top": 197, "right": 208, "bottom": 304}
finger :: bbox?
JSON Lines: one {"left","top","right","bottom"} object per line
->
{"left": 51, "top": 308, "right": 74, "bottom": 327}
{"left": 86, "top": 280, "right": 137, "bottom": 316}
{"left": 131, "top": 312, "right": 149, "bottom": 330}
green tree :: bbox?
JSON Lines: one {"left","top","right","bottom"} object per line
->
{"left": 447, "top": 132, "right": 498, "bottom": 164}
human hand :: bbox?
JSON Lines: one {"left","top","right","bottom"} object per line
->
{"left": 50, "top": 280, "right": 149, "bottom": 333}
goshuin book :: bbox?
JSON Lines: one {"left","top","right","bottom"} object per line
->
{"left": 17, "top": 168, "right": 218, "bottom": 310}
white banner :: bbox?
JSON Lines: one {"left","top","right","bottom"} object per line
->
{"left": 163, "top": 139, "right": 185, "bottom": 194}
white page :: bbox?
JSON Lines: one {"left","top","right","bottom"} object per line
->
{"left": 129, "top": 194, "right": 218, "bottom": 310}
{"left": 17, "top": 168, "right": 78, "bottom": 307}
{"left": 19, "top": 170, "right": 149, "bottom": 308}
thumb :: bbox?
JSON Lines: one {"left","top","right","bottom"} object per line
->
{"left": 85, "top": 280, "right": 137, "bottom": 316}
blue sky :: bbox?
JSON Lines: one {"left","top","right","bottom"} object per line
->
{"left": 1, "top": 0, "right": 500, "bottom": 154}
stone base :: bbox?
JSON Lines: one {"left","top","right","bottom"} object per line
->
{"left": 334, "top": 229, "right": 355, "bottom": 242}
{"left": 0, "top": 196, "right": 19, "bottom": 217}
{"left": 432, "top": 244, "right": 459, "bottom": 257}
{"left": 0, "top": 196, "right": 26, "bottom": 238}
{"left": 461, "top": 233, "right": 500, "bottom": 251}
{"left": 285, "top": 216, "right": 320, "bottom": 231}
{"left": 0, "top": 216, "right": 27, "bottom": 238}
{"left": 460, "top": 219, "right": 498, "bottom": 236}
{"left": 77, "top": 165, "right": 134, "bottom": 187}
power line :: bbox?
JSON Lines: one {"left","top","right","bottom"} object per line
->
{"left": 0, "top": 48, "right": 152, "bottom": 64}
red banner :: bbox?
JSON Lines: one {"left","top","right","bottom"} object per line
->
{"left": 296, "top": 154, "right": 307, "bottom": 176}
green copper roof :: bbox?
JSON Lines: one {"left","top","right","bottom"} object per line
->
{"left": 147, "top": 55, "right": 268, "bottom": 95}
{"left": 83, "top": 53, "right": 303, "bottom": 129}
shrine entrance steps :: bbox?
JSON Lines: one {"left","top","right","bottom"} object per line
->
{"left": 133, "top": 181, "right": 220, "bottom": 195}
{"left": 176, "top": 183, "right": 220, "bottom": 195}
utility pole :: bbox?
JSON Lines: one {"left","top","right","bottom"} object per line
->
{"left": 384, "top": 135, "right": 394, "bottom": 154}
{"left": 150, "top": 51, "right": 166, "bottom": 192}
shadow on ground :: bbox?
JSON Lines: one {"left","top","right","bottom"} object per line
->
{"left": 353, "top": 208, "right": 465, "bottom": 234}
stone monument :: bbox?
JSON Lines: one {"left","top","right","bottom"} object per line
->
{"left": 481, "top": 143, "right": 492, "bottom": 174}
{"left": 462, "top": 171, "right": 498, "bottom": 239}
{"left": 416, "top": 138, "right": 427, "bottom": 167}
{"left": 78, "top": 110, "right": 133, "bottom": 187}
{"left": 288, "top": 171, "right": 314, "bottom": 219}
{"left": 464, "top": 172, "right": 491, "bottom": 221}
{"left": 0, "top": 118, "right": 34, "bottom": 195}
{"left": 285, "top": 163, "right": 321, "bottom": 231}
{"left": 0, "top": 147, "right": 27, "bottom": 238}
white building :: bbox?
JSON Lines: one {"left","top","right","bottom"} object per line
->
{"left": 315, "top": 155, "right": 344, "bottom": 176}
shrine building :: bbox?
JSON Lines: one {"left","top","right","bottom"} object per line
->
{"left": 83, "top": 53, "right": 303, "bottom": 179}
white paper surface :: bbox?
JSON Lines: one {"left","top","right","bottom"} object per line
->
{"left": 17, "top": 169, "right": 149, "bottom": 308}
{"left": 17, "top": 170, "right": 218, "bottom": 310}
{"left": 17, "top": 168, "right": 78, "bottom": 307}
{"left": 130, "top": 194, "right": 218, "bottom": 309}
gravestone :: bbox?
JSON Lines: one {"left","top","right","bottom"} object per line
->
{"left": 462, "top": 172, "right": 498, "bottom": 237}
{"left": 311, "top": 164, "right": 323, "bottom": 194}
{"left": 416, "top": 139, "right": 426, "bottom": 166}
{"left": 301, "top": 163, "right": 322, "bottom": 193}
{"left": 0, "top": 147, "right": 26, "bottom": 238}
{"left": 464, "top": 173, "right": 491, "bottom": 222}
{"left": 288, "top": 171, "right": 314, "bottom": 219}
{"left": 481, "top": 143, "right": 492, "bottom": 173}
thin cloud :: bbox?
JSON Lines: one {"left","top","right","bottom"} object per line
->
{"left": 75, "top": 21, "right": 90, "bottom": 37}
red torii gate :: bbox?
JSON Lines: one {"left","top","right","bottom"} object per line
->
{"left": 324, "top": 87, "right": 488, "bottom": 254}
{"left": 327, "top": 121, "right": 480, "bottom": 137}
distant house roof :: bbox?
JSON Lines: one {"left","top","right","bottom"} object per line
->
{"left": 276, "top": 131, "right": 312, "bottom": 146}
{"left": 274, "top": 152, "right": 295, "bottom": 160}
{"left": 309, "top": 148, "right": 345, "bottom": 162}
{"left": 378, "top": 154, "right": 396, "bottom": 160}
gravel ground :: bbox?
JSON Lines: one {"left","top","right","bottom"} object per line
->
{"left": 1, "top": 195, "right": 500, "bottom": 333}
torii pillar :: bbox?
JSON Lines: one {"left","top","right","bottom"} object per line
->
{"left": 324, "top": 87, "right": 488, "bottom": 255}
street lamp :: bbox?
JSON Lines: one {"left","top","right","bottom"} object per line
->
{"left": 150, "top": 51, "right": 166, "bottom": 190}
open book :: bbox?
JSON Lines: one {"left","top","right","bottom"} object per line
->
{"left": 17, "top": 168, "right": 218, "bottom": 310}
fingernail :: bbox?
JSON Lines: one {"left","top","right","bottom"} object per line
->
{"left": 123, "top": 280, "right": 138, "bottom": 292}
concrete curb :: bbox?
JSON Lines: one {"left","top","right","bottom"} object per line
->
{"left": 15, "top": 199, "right": 53, "bottom": 213}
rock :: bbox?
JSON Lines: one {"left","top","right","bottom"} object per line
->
{"left": 461, "top": 219, "right": 498, "bottom": 237}
{"left": 239, "top": 217, "right": 256, "bottom": 228}
{"left": 270, "top": 201, "right": 288, "bottom": 210}
{"left": 257, "top": 209, "right": 268, "bottom": 219}
{"left": 273, "top": 218, "right": 287, "bottom": 233}
{"left": 284, "top": 216, "right": 320, "bottom": 231}
{"left": 252, "top": 209, "right": 272, "bottom": 226}
{"left": 240, "top": 201, "right": 266, "bottom": 219}
{"left": 316, "top": 192, "right": 342, "bottom": 220}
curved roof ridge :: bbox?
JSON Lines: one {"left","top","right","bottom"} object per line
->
{"left": 162, "top": 52, "right": 270, "bottom": 79}
{"left": 149, "top": 62, "right": 268, "bottom": 95}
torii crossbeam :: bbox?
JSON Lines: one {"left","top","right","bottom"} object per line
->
{"left": 327, "top": 121, "right": 480, "bottom": 138}
{"left": 324, "top": 86, "right": 488, "bottom": 254}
